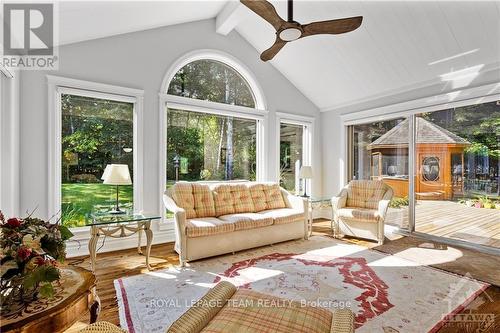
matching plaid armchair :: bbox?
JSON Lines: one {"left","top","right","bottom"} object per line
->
{"left": 331, "top": 180, "right": 393, "bottom": 244}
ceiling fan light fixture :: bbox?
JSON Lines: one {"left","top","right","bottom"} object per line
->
{"left": 279, "top": 27, "right": 302, "bottom": 41}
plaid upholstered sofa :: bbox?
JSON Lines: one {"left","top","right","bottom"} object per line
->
{"left": 164, "top": 181, "right": 308, "bottom": 266}
{"left": 331, "top": 180, "right": 393, "bottom": 244}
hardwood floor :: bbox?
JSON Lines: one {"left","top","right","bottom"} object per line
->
{"left": 66, "top": 219, "right": 499, "bottom": 332}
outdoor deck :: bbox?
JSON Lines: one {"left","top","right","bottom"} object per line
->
{"left": 386, "top": 200, "right": 500, "bottom": 248}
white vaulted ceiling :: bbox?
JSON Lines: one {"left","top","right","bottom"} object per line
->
{"left": 235, "top": 0, "right": 500, "bottom": 111}
{"left": 57, "top": 1, "right": 227, "bottom": 45}
{"left": 55, "top": 1, "right": 500, "bottom": 112}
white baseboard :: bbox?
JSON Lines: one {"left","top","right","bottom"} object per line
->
{"left": 66, "top": 225, "right": 176, "bottom": 258}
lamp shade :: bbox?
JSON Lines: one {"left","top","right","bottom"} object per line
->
{"left": 102, "top": 164, "right": 132, "bottom": 185}
{"left": 299, "top": 166, "right": 313, "bottom": 179}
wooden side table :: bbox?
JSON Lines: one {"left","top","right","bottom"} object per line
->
{"left": 0, "top": 266, "right": 99, "bottom": 333}
{"left": 87, "top": 212, "right": 161, "bottom": 273}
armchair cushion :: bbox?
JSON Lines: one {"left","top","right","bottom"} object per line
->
{"left": 337, "top": 207, "right": 380, "bottom": 223}
{"left": 186, "top": 217, "right": 235, "bottom": 238}
{"left": 346, "top": 180, "right": 386, "bottom": 209}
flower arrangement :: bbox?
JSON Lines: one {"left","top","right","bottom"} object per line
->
{"left": 0, "top": 210, "right": 73, "bottom": 312}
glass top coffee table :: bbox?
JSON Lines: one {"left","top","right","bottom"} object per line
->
{"left": 87, "top": 212, "right": 161, "bottom": 272}
{"left": 303, "top": 196, "right": 333, "bottom": 237}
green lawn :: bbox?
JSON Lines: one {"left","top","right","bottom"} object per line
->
{"left": 62, "top": 183, "right": 133, "bottom": 228}
{"left": 62, "top": 181, "right": 179, "bottom": 228}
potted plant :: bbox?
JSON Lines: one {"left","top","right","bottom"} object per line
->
{"left": 479, "top": 196, "right": 493, "bottom": 209}
{"left": 0, "top": 211, "right": 73, "bottom": 314}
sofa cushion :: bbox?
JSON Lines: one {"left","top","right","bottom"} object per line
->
{"left": 264, "top": 184, "right": 287, "bottom": 209}
{"left": 258, "top": 208, "right": 304, "bottom": 225}
{"left": 248, "top": 184, "right": 267, "bottom": 211}
{"left": 192, "top": 184, "right": 216, "bottom": 217}
{"left": 172, "top": 183, "right": 216, "bottom": 219}
{"left": 231, "top": 185, "right": 255, "bottom": 213}
{"left": 212, "top": 184, "right": 255, "bottom": 216}
{"left": 249, "top": 183, "right": 287, "bottom": 211}
{"left": 185, "top": 217, "right": 235, "bottom": 238}
{"left": 346, "top": 180, "right": 386, "bottom": 209}
{"left": 172, "top": 183, "right": 197, "bottom": 219}
{"left": 200, "top": 289, "right": 334, "bottom": 333}
{"left": 337, "top": 207, "right": 380, "bottom": 223}
{"left": 219, "top": 213, "right": 274, "bottom": 231}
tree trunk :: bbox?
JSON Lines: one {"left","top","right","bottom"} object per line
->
{"left": 223, "top": 68, "right": 233, "bottom": 180}
{"left": 216, "top": 118, "right": 224, "bottom": 171}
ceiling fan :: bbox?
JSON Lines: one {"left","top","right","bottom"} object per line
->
{"left": 241, "top": 0, "right": 363, "bottom": 61}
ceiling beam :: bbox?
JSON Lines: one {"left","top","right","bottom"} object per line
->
{"left": 216, "top": 1, "right": 245, "bottom": 36}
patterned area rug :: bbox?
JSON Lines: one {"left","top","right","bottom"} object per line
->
{"left": 114, "top": 236, "right": 488, "bottom": 333}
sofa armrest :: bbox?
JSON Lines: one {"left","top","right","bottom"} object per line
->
{"left": 282, "top": 189, "right": 306, "bottom": 213}
{"left": 281, "top": 189, "right": 308, "bottom": 239}
{"left": 163, "top": 192, "right": 188, "bottom": 265}
{"left": 377, "top": 187, "right": 394, "bottom": 222}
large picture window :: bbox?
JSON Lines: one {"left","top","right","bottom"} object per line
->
{"left": 166, "top": 108, "right": 257, "bottom": 184}
{"left": 167, "top": 59, "right": 255, "bottom": 108}
{"left": 279, "top": 123, "right": 304, "bottom": 194}
{"left": 164, "top": 58, "right": 262, "bottom": 189}
{"left": 60, "top": 93, "right": 134, "bottom": 228}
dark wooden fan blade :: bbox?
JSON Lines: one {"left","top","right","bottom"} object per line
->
{"left": 260, "top": 37, "right": 287, "bottom": 61}
{"left": 301, "top": 16, "right": 363, "bottom": 37}
{"left": 241, "top": 0, "right": 285, "bottom": 31}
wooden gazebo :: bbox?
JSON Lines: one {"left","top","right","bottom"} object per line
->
{"left": 368, "top": 117, "right": 470, "bottom": 200}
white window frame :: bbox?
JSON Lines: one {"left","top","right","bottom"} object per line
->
{"left": 158, "top": 50, "right": 268, "bottom": 224}
{"left": 47, "top": 76, "right": 144, "bottom": 237}
{"left": 275, "top": 112, "right": 314, "bottom": 195}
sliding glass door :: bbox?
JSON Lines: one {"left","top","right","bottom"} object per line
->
{"left": 348, "top": 118, "right": 410, "bottom": 230}
{"left": 347, "top": 100, "right": 500, "bottom": 249}
{"left": 414, "top": 102, "right": 499, "bottom": 248}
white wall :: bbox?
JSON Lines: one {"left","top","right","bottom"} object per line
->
{"left": 0, "top": 72, "right": 20, "bottom": 218}
{"left": 320, "top": 111, "right": 344, "bottom": 197}
{"left": 19, "top": 19, "right": 321, "bottom": 221}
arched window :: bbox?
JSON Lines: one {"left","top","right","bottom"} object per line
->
{"left": 167, "top": 59, "right": 256, "bottom": 108}
{"left": 161, "top": 52, "right": 266, "bottom": 191}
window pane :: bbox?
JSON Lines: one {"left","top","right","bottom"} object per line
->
{"left": 167, "top": 60, "right": 255, "bottom": 108}
{"left": 166, "top": 109, "right": 256, "bottom": 186}
{"left": 349, "top": 118, "right": 409, "bottom": 229}
{"left": 415, "top": 101, "right": 500, "bottom": 248}
{"left": 280, "top": 123, "right": 303, "bottom": 193}
{"left": 61, "top": 94, "right": 134, "bottom": 228}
